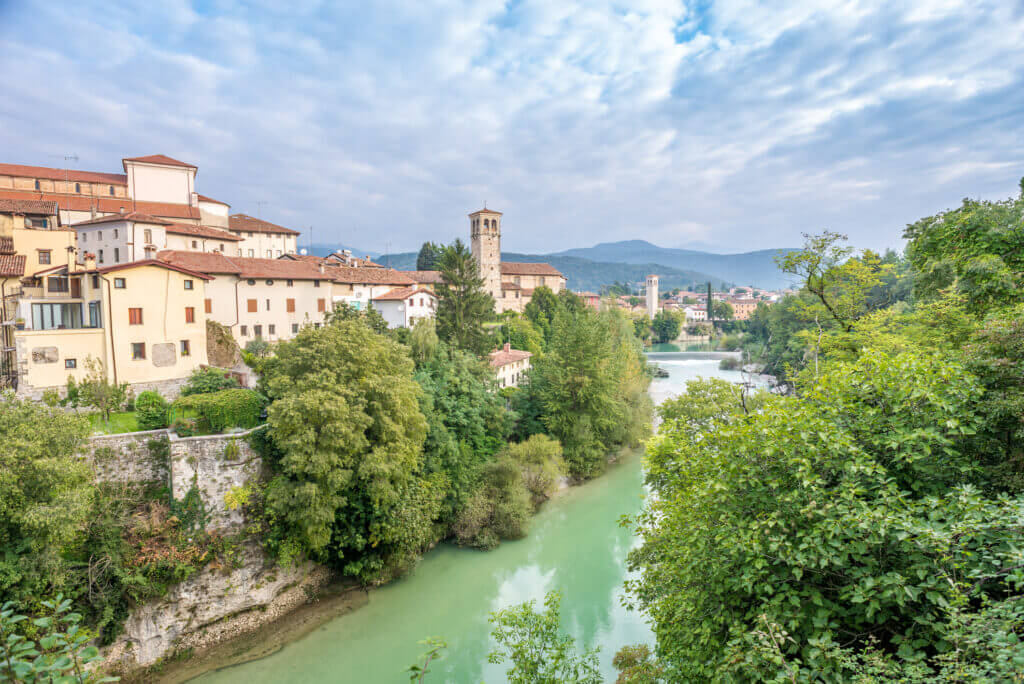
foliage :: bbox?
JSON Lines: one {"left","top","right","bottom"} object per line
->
{"left": 77, "top": 357, "right": 127, "bottom": 423}
{"left": 502, "top": 435, "right": 565, "bottom": 505}
{"left": 260, "top": 319, "right": 442, "bottom": 583}
{"left": 453, "top": 457, "right": 531, "bottom": 549}
{"left": 407, "top": 637, "right": 447, "bottom": 683}
{"left": 499, "top": 316, "right": 544, "bottom": 357}
{"left": 408, "top": 318, "right": 439, "bottom": 367}
{"left": 488, "top": 592, "right": 602, "bottom": 684}
{"left": 326, "top": 300, "right": 390, "bottom": 335}
{"left": 180, "top": 367, "right": 240, "bottom": 397}
{"left": 416, "top": 242, "right": 444, "bottom": 271}
{"left": 172, "top": 388, "right": 262, "bottom": 434}
{"left": 0, "top": 596, "right": 117, "bottom": 683}
{"left": 61, "top": 377, "right": 81, "bottom": 409}
{"left": 612, "top": 644, "right": 666, "bottom": 684}
{"left": 40, "top": 389, "right": 61, "bottom": 407}
{"left": 523, "top": 286, "right": 560, "bottom": 342}
{"left": 134, "top": 390, "right": 169, "bottom": 430}
{"left": 434, "top": 239, "right": 495, "bottom": 355}
{"left": 86, "top": 412, "right": 139, "bottom": 435}
{"left": 244, "top": 337, "right": 272, "bottom": 359}
{"left": 709, "top": 299, "right": 733, "bottom": 320}
{"left": 651, "top": 311, "right": 680, "bottom": 343}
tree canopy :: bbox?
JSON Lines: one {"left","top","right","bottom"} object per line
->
{"left": 435, "top": 239, "right": 495, "bottom": 356}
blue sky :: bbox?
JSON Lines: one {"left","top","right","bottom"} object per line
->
{"left": 1, "top": 0, "right": 1022, "bottom": 254}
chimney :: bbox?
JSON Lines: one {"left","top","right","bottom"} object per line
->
{"left": 119, "top": 206, "right": 126, "bottom": 215}
{"left": 318, "top": 263, "right": 324, "bottom": 273}
{"left": 83, "top": 252, "right": 97, "bottom": 271}
{"left": 503, "top": 342, "right": 510, "bottom": 352}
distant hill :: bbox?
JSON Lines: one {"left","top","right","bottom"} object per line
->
{"left": 550, "top": 240, "right": 799, "bottom": 289}
{"left": 374, "top": 251, "right": 729, "bottom": 292}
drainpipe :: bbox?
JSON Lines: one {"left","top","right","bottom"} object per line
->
{"left": 99, "top": 273, "right": 118, "bottom": 384}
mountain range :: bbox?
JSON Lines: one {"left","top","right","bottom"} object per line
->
{"left": 306, "top": 239, "right": 799, "bottom": 291}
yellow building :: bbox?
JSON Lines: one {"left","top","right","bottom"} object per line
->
{"left": 10, "top": 258, "right": 211, "bottom": 399}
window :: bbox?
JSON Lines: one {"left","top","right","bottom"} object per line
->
{"left": 109, "top": 185, "right": 115, "bottom": 196}
{"left": 539, "top": 277, "right": 546, "bottom": 286}
{"left": 276, "top": 250, "right": 281, "bottom": 257}
{"left": 204, "top": 298, "right": 212, "bottom": 314}
{"left": 254, "top": 325, "right": 262, "bottom": 337}
{"left": 265, "top": 280, "right": 274, "bottom": 286}
{"left": 91, "top": 275, "right": 99, "bottom": 288}
{"left": 191, "top": 240, "right": 198, "bottom": 248}
{"left": 268, "top": 324, "right": 275, "bottom": 335}
{"left": 286, "top": 298, "right": 295, "bottom": 313}
{"left": 31, "top": 303, "right": 83, "bottom": 330}
{"left": 37, "top": 250, "right": 52, "bottom": 265}
{"left": 128, "top": 308, "right": 143, "bottom": 325}
{"left": 75, "top": 182, "right": 81, "bottom": 193}
{"left": 247, "top": 299, "right": 257, "bottom": 313}
{"left": 266, "top": 250, "right": 272, "bottom": 258}
{"left": 98, "top": 231, "right": 103, "bottom": 239}
{"left": 287, "top": 279, "right": 293, "bottom": 287}
{"left": 65, "top": 358, "right": 77, "bottom": 369}
{"left": 219, "top": 243, "right": 225, "bottom": 251}
{"left": 184, "top": 279, "right": 194, "bottom": 290}
{"left": 265, "top": 298, "right": 271, "bottom": 310}
{"left": 47, "top": 276, "right": 68, "bottom": 293}
{"left": 247, "top": 279, "right": 255, "bottom": 286}
{"left": 88, "top": 301, "right": 101, "bottom": 328}
{"left": 240, "top": 325, "right": 248, "bottom": 336}
{"left": 317, "top": 298, "right": 326, "bottom": 312}
{"left": 180, "top": 339, "right": 191, "bottom": 356}
{"left": 99, "top": 249, "right": 104, "bottom": 263}
{"left": 25, "top": 217, "right": 48, "bottom": 229}
{"left": 113, "top": 248, "right": 119, "bottom": 262}
{"left": 247, "top": 249, "right": 254, "bottom": 257}
{"left": 34, "top": 179, "right": 40, "bottom": 190}
{"left": 237, "top": 249, "right": 243, "bottom": 256}
{"left": 185, "top": 307, "right": 195, "bottom": 323}
{"left": 247, "top": 231, "right": 254, "bottom": 237}
{"left": 113, "top": 229, "right": 118, "bottom": 238}
{"left": 131, "top": 343, "right": 146, "bottom": 359}
{"left": 313, "top": 280, "right": 320, "bottom": 288}
{"left": 114, "top": 278, "right": 125, "bottom": 288}
{"left": 292, "top": 323, "right": 299, "bottom": 334}
{"left": 81, "top": 233, "right": 86, "bottom": 242}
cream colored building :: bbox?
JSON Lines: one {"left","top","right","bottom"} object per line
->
{"left": 9, "top": 258, "right": 211, "bottom": 398}
{"left": 468, "top": 207, "right": 566, "bottom": 313}
{"left": 728, "top": 298, "right": 759, "bottom": 320}
{"left": 72, "top": 212, "right": 241, "bottom": 264}
{"left": 371, "top": 287, "right": 437, "bottom": 328}
{"left": 228, "top": 214, "right": 299, "bottom": 258}
{"left": 489, "top": 343, "right": 532, "bottom": 389}
{"left": 157, "top": 250, "right": 333, "bottom": 344}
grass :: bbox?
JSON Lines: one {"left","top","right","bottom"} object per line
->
{"left": 89, "top": 411, "right": 140, "bottom": 434}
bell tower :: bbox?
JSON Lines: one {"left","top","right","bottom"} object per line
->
{"left": 469, "top": 207, "right": 502, "bottom": 299}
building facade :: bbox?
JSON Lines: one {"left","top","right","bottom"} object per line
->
{"left": 228, "top": 214, "right": 299, "bottom": 258}
{"left": 646, "top": 274, "right": 659, "bottom": 319}
{"left": 371, "top": 286, "right": 437, "bottom": 328}
{"left": 489, "top": 343, "right": 532, "bottom": 389}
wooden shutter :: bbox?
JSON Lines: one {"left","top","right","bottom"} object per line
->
{"left": 128, "top": 308, "right": 142, "bottom": 325}
{"left": 247, "top": 299, "right": 257, "bottom": 313}
{"left": 204, "top": 298, "right": 212, "bottom": 314}
{"left": 185, "top": 307, "right": 195, "bottom": 323}
{"left": 317, "top": 298, "right": 325, "bottom": 312}
{"left": 286, "top": 298, "right": 295, "bottom": 313}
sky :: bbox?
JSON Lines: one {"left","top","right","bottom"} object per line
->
{"left": 1, "top": 1, "right": 1023, "bottom": 255}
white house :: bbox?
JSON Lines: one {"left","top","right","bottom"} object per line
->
{"left": 489, "top": 343, "right": 532, "bottom": 389}
{"left": 370, "top": 286, "right": 437, "bottom": 328}
{"left": 683, "top": 305, "right": 707, "bottom": 322}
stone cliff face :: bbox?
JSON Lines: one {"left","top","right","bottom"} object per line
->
{"left": 106, "top": 543, "right": 331, "bottom": 670}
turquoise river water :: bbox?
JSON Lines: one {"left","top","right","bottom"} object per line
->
{"left": 193, "top": 353, "right": 738, "bottom": 683}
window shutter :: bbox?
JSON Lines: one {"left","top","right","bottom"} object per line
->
{"left": 287, "top": 298, "right": 295, "bottom": 313}
{"left": 205, "top": 298, "right": 212, "bottom": 314}
{"left": 247, "top": 299, "right": 257, "bottom": 313}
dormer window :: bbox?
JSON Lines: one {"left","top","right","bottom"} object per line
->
{"left": 34, "top": 180, "right": 40, "bottom": 190}
{"left": 75, "top": 182, "right": 81, "bottom": 193}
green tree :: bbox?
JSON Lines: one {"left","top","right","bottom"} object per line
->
{"left": 416, "top": 241, "right": 444, "bottom": 271}
{"left": 523, "top": 286, "right": 560, "bottom": 342}
{"left": 180, "top": 367, "right": 240, "bottom": 396}
{"left": 134, "top": 390, "right": 169, "bottom": 430}
{"left": 326, "top": 300, "right": 390, "bottom": 335}
{"left": 500, "top": 316, "right": 544, "bottom": 357}
{"left": 78, "top": 357, "right": 127, "bottom": 424}
{"left": 435, "top": 239, "right": 495, "bottom": 355}
{"left": 709, "top": 299, "right": 733, "bottom": 320}
{"left": 260, "top": 319, "right": 443, "bottom": 582}
{"left": 651, "top": 311, "right": 680, "bottom": 343}
{"left": 488, "top": 592, "right": 602, "bottom": 684}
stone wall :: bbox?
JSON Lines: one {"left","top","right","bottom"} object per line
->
{"left": 86, "top": 430, "right": 170, "bottom": 485}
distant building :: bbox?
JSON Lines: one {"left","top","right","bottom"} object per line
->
{"left": 577, "top": 291, "right": 600, "bottom": 309}
{"left": 371, "top": 286, "right": 437, "bottom": 328}
{"left": 227, "top": 214, "right": 299, "bottom": 259}
{"left": 469, "top": 208, "right": 566, "bottom": 313}
{"left": 684, "top": 305, "right": 707, "bottom": 322}
{"left": 489, "top": 342, "right": 531, "bottom": 389}
{"left": 729, "top": 298, "right": 759, "bottom": 320}
{"left": 646, "top": 274, "right": 659, "bottom": 319}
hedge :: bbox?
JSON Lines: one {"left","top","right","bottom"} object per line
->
{"left": 171, "top": 388, "right": 262, "bottom": 434}
{"left": 135, "top": 390, "right": 170, "bottom": 430}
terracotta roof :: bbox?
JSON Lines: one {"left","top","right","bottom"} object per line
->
{"left": 469, "top": 208, "right": 503, "bottom": 216}
{"left": 165, "top": 223, "right": 243, "bottom": 241}
{"left": 500, "top": 281, "right": 521, "bottom": 290}
{"left": 489, "top": 345, "right": 532, "bottom": 368}
{"left": 0, "top": 254, "right": 26, "bottom": 278}
{"left": 0, "top": 237, "right": 12, "bottom": 254}
{"left": 70, "top": 212, "right": 173, "bottom": 227}
{"left": 402, "top": 270, "right": 443, "bottom": 284}
{"left": 325, "top": 252, "right": 383, "bottom": 268}
{"left": 122, "top": 155, "right": 196, "bottom": 169}
{"left": 324, "top": 266, "right": 416, "bottom": 286}
{"left": 0, "top": 198, "right": 59, "bottom": 215}
{"left": 0, "top": 162, "right": 127, "bottom": 185}
{"left": 229, "top": 214, "right": 300, "bottom": 236}
{"left": 0, "top": 189, "right": 201, "bottom": 220}
{"left": 157, "top": 250, "right": 333, "bottom": 281}
{"left": 500, "top": 262, "right": 564, "bottom": 277}
{"left": 93, "top": 259, "right": 213, "bottom": 280}
{"left": 197, "top": 194, "right": 229, "bottom": 206}
{"left": 372, "top": 286, "right": 437, "bottom": 302}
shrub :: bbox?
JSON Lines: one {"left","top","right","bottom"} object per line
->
{"left": 135, "top": 390, "right": 170, "bottom": 430}
{"left": 172, "top": 388, "right": 262, "bottom": 434}
{"left": 181, "top": 367, "right": 240, "bottom": 396}
{"left": 41, "top": 388, "right": 61, "bottom": 407}
{"left": 718, "top": 356, "right": 741, "bottom": 370}
{"left": 503, "top": 434, "right": 565, "bottom": 505}
{"left": 453, "top": 458, "right": 532, "bottom": 549}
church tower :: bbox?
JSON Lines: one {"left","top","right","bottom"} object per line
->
{"left": 470, "top": 207, "right": 502, "bottom": 299}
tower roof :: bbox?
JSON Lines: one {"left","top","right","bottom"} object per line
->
{"left": 468, "top": 208, "right": 502, "bottom": 216}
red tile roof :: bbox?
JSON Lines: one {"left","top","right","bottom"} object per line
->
{"left": 0, "top": 198, "right": 59, "bottom": 215}
{"left": 324, "top": 266, "right": 416, "bottom": 286}
{"left": 489, "top": 345, "right": 532, "bottom": 368}
{"left": 157, "top": 250, "right": 333, "bottom": 281}
{"left": 165, "top": 223, "right": 243, "bottom": 241}
{"left": 371, "top": 286, "right": 437, "bottom": 302}
{"left": 402, "top": 270, "right": 443, "bottom": 284}
{"left": 70, "top": 212, "right": 173, "bottom": 227}
{"left": 0, "top": 162, "right": 127, "bottom": 185}
{"left": 469, "top": 208, "right": 503, "bottom": 216}
{"left": 0, "top": 253, "right": 26, "bottom": 278}
{"left": 0, "top": 190, "right": 201, "bottom": 220}
{"left": 500, "top": 262, "right": 564, "bottom": 277}
{"left": 122, "top": 155, "right": 196, "bottom": 169}
{"left": 229, "top": 214, "right": 300, "bottom": 236}
{"left": 93, "top": 259, "right": 213, "bottom": 280}
{"left": 197, "top": 194, "right": 229, "bottom": 206}
{"left": 0, "top": 237, "right": 13, "bottom": 254}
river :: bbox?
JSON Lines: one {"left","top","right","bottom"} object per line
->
{"left": 190, "top": 353, "right": 739, "bottom": 683}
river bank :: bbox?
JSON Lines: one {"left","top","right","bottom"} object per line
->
{"left": 147, "top": 353, "right": 726, "bottom": 683}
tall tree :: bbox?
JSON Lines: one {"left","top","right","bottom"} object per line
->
{"left": 416, "top": 241, "right": 444, "bottom": 271}
{"left": 651, "top": 310, "right": 681, "bottom": 343}
{"left": 435, "top": 239, "right": 495, "bottom": 355}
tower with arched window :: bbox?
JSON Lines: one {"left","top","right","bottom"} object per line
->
{"left": 469, "top": 207, "right": 502, "bottom": 300}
